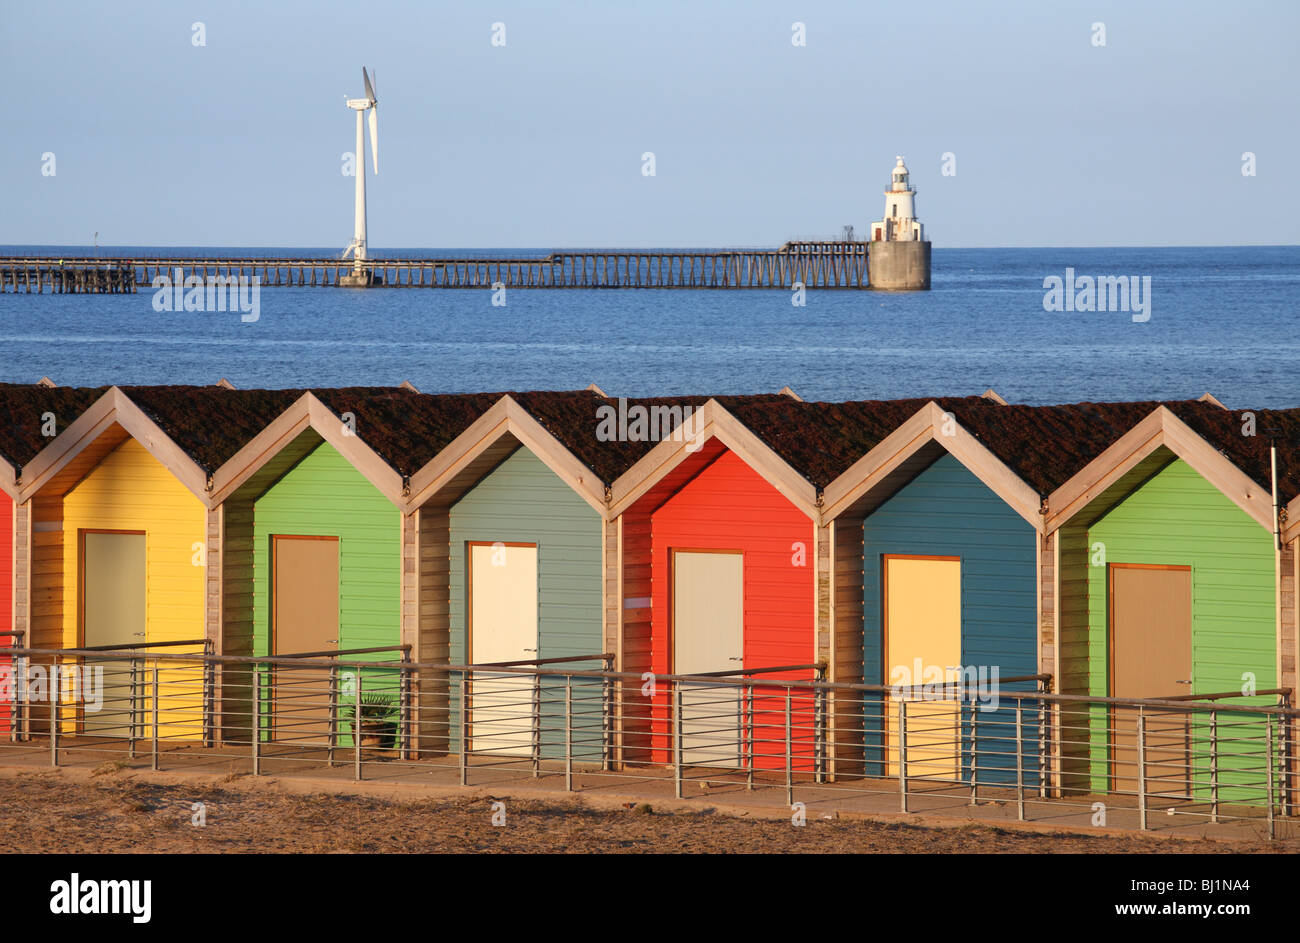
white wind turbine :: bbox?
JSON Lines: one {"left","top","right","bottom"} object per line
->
{"left": 342, "top": 67, "right": 379, "bottom": 280}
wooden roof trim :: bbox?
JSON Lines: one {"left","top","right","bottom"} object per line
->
{"left": 927, "top": 402, "right": 1043, "bottom": 529}
{"left": 607, "top": 401, "right": 721, "bottom": 516}
{"left": 207, "top": 393, "right": 315, "bottom": 503}
{"left": 405, "top": 398, "right": 513, "bottom": 506}
{"left": 821, "top": 402, "right": 1042, "bottom": 530}
{"left": 499, "top": 397, "right": 608, "bottom": 516}
{"left": 820, "top": 406, "right": 938, "bottom": 519}
{"left": 980, "top": 388, "right": 1008, "bottom": 405}
{"left": 778, "top": 386, "right": 803, "bottom": 401}
{"left": 1284, "top": 496, "right": 1299, "bottom": 544}
{"left": 17, "top": 387, "right": 209, "bottom": 504}
{"left": 1045, "top": 406, "right": 1274, "bottom": 534}
{"left": 1042, "top": 410, "right": 1166, "bottom": 532}
{"left": 303, "top": 393, "right": 407, "bottom": 507}
{"left": 1159, "top": 407, "right": 1273, "bottom": 531}
{"left": 608, "top": 400, "right": 819, "bottom": 520}
{"left": 585, "top": 382, "right": 608, "bottom": 397}
{"left": 1197, "top": 392, "right": 1227, "bottom": 410}
{"left": 708, "top": 408, "right": 820, "bottom": 519}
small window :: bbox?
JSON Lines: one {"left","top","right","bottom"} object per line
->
{"left": 891, "top": 204, "right": 897, "bottom": 217}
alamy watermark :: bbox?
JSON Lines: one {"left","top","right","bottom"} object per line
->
{"left": 151, "top": 268, "right": 260, "bottom": 322}
{"left": 1, "top": 663, "right": 103, "bottom": 712}
{"left": 888, "top": 659, "right": 1001, "bottom": 712}
{"left": 595, "top": 397, "right": 704, "bottom": 452}
{"left": 1042, "top": 267, "right": 1151, "bottom": 322}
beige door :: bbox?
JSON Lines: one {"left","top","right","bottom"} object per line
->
{"left": 673, "top": 550, "right": 744, "bottom": 768}
{"left": 468, "top": 542, "right": 538, "bottom": 756}
{"left": 82, "top": 531, "right": 146, "bottom": 737}
{"left": 1110, "top": 564, "right": 1192, "bottom": 796}
{"left": 272, "top": 536, "right": 340, "bottom": 744}
{"left": 884, "top": 556, "right": 962, "bottom": 780}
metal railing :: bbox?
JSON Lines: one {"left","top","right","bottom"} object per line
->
{"left": 0, "top": 644, "right": 1294, "bottom": 837}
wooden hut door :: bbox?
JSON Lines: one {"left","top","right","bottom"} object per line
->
{"left": 81, "top": 531, "right": 146, "bottom": 738}
{"left": 468, "top": 542, "right": 538, "bottom": 757}
{"left": 883, "top": 556, "right": 962, "bottom": 780}
{"left": 1109, "top": 564, "right": 1192, "bottom": 798}
{"left": 672, "top": 550, "right": 744, "bottom": 768}
{"left": 272, "top": 536, "right": 340, "bottom": 744}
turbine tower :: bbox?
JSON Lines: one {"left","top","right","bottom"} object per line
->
{"left": 341, "top": 67, "right": 379, "bottom": 286}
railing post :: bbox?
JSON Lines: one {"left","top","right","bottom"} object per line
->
{"left": 203, "top": 642, "right": 215, "bottom": 748}
{"left": 565, "top": 675, "right": 573, "bottom": 792}
{"left": 1267, "top": 713, "right": 1276, "bottom": 841}
{"left": 814, "top": 685, "right": 825, "bottom": 785}
{"left": 532, "top": 672, "right": 542, "bottom": 778}
{"left": 353, "top": 671, "right": 363, "bottom": 782}
{"left": 1209, "top": 709, "right": 1219, "bottom": 823}
{"left": 673, "top": 682, "right": 683, "bottom": 800}
{"left": 151, "top": 665, "right": 160, "bottom": 772}
{"left": 745, "top": 682, "right": 754, "bottom": 791}
{"left": 458, "top": 675, "right": 468, "bottom": 787}
{"left": 898, "top": 698, "right": 908, "bottom": 813}
{"left": 1015, "top": 702, "right": 1025, "bottom": 821}
{"left": 969, "top": 700, "right": 979, "bottom": 806}
{"left": 252, "top": 667, "right": 261, "bottom": 776}
{"left": 785, "top": 687, "right": 794, "bottom": 807}
{"left": 399, "top": 664, "right": 411, "bottom": 762}
{"left": 327, "top": 666, "right": 338, "bottom": 768}
{"left": 50, "top": 668, "right": 58, "bottom": 768}
{"left": 601, "top": 667, "right": 612, "bottom": 772}
{"left": 128, "top": 658, "right": 139, "bottom": 759}
{"left": 1137, "top": 707, "right": 1147, "bottom": 831}
{"left": 1037, "top": 695, "right": 1047, "bottom": 799}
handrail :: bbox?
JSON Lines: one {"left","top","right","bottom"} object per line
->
{"left": 74, "top": 638, "right": 208, "bottom": 653}
{"left": 680, "top": 662, "right": 825, "bottom": 679}
{"left": 273, "top": 645, "right": 411, "bottom": 660}
{"left": 470, "top": 652, "right": 612, "bottom": 669}
{"left": 1145, "top": 687, "right": 1293, "bottom": 704}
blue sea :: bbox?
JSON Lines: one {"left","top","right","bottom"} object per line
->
{"left": 0, "top": 245, "right": 1296, "bottom": 407}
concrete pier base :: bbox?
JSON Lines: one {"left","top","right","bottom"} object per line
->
{"left": 339, "top": 268, "right": 376, "bottom": 288}
{"left": 868, "top": 240, "right": 931, "bottom": 291}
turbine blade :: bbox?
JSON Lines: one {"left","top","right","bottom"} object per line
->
{"left": 362, "top": 67, "right": 376, "bottom": 104}
{"left": 369, "top": 105, "right": 379, "bottom": 174}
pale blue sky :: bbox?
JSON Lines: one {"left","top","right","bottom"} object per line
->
{"left": 3, "top": 0, "right": 1296, "bottom": 248}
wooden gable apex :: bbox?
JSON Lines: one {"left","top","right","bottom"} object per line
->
{"left": 17, "top": 387, "right": 210, "bottom": 504}
{"left": 1045, "top": 405, "right": 1275, "bottom": 535}
{"left": 405, "top": 395, "right": 606, "bottom": 515}
{"left": 820, "top": 400, "right": 1043, "bottom": 529}
{"left": 208, "top": 391, "right": 406, "bottom": 507}
{"left": 608, "top": 398, "right": 820, "bottom": 521}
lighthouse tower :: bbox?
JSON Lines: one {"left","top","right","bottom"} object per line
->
{"left": 867, "top": 155, "right": 932, "bottom": 290}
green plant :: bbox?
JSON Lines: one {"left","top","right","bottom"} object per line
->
{"left": 343, "top": 692, "right": 399, "bottom": 750}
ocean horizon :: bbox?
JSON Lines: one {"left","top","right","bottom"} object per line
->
{"left": 2, "top": 244, "right": 1296, "bottom": 408}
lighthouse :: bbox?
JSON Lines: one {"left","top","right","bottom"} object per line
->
{"left": 867, "top": 155, "right": 932, "bottom": 290}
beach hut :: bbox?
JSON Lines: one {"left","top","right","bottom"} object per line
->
{"left": 403, "top": 391, "right": 624, "bottom": 760}
{"left": 608, "top": 397, "right": 827, "bottom": 773}
{"left": 1044, "top": 402, "right": 1299, "bottom": 799}
{"left": 208, "top": 387, "right": 505, "bottom": 747}
{"left": 12, "top": 384, "right": 296, "bottom": 740}
{"left": 816, "top": 396, "right": 1063, "bottom": 784}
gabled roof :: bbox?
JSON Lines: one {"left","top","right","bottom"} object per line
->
{"left": 1046, "top": 404, "right": 1299, "bottom": 535}
{"left": 18, "top": 387, "right": 215, "bottom": 503}
{"left": 0, "top": 382, "right": 108, "bottom": 474}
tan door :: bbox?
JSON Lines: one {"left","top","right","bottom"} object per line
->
{"left": 1109, "top": 564, "right": 1192, "bottom": 796}
{"left": 883, "top": 556, "right": 962, "bottom": 780}
{"left": 82, "top": 531, "right": 146, "bottom": 737}
{"left": 673, "top": 550, "right": 744, "bottom": 768}
{"left": 272, "top": 536, "right": 340, "bottom": 744}
{"left": 468, "top": 542, "right": 538, "bottom": 756}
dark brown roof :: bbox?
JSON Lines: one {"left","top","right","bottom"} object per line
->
{"left": 122, "top": 385, "right": 305, "bottom": 474}
{"left": 0, "top": 383, "right": 109, "bottom": 470}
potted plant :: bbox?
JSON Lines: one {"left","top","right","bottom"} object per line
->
{"left": 343, "top": 692, "right": 399, "bottom": 750}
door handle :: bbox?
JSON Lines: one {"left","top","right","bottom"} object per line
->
{"left": 728, "top": 657, "right": 743, "bottom": 662}
{"left": 1175, "top": 679, "right": 1192, "bottom": 685}
{"left": 524, "top": 648, "right": 538, "bottom": 653}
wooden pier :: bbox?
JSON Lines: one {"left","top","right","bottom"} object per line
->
{"left": 0, "top": 241, "right": 872, "bottom": 293}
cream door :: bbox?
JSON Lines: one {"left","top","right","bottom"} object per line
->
{"left": 673, "top": 550, "right": 744, "bottom": 767}
{"left": 468, "top": 542, "right": 539, "bottom": 756}
{"left": 82, "top": 531, "right": 146, "bottom": 738}
{"left": 884, "top": 556, "right": 962, "bottom": 779}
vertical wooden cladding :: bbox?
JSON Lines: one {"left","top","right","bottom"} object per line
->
{"left": 828, "top": 516, "right": 864, "bottom": 778}
{"left": 642, "top": 449, "right": 817, "bottom": 770}
{"left": 446, "top": 449, "right": 603, "bottom": 757}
